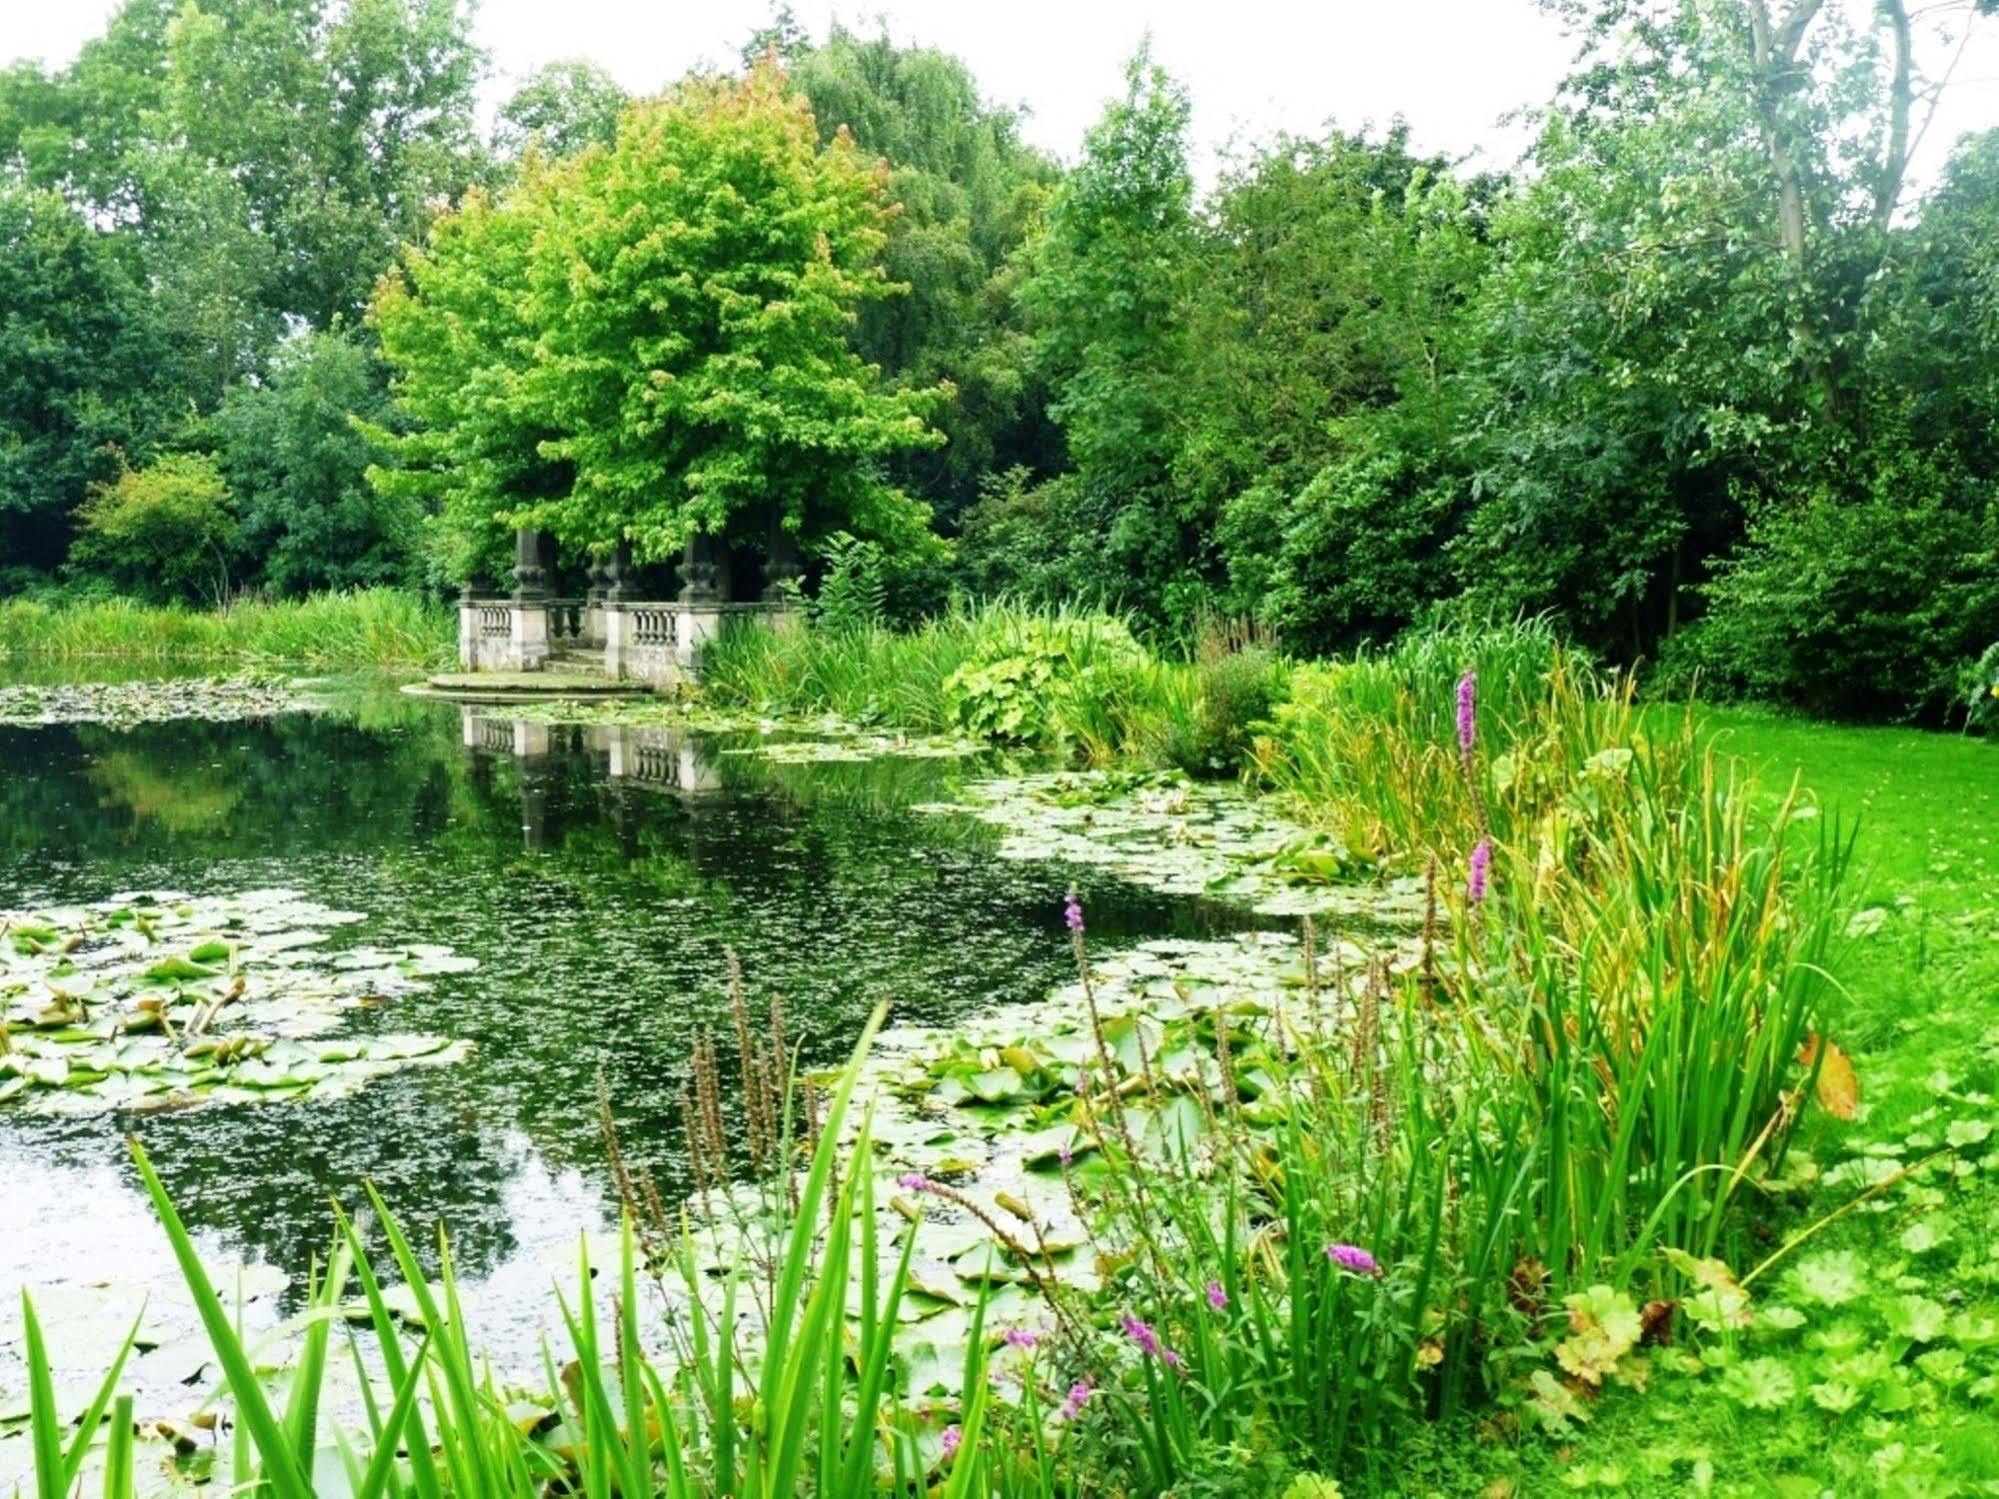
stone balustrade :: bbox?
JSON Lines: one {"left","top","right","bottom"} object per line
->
{"left": 458, "top": 595, "right": 800, "bottom": 686}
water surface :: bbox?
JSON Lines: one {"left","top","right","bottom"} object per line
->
{"left": 0, "top": 685, "right": 1251, "bottom": 1394}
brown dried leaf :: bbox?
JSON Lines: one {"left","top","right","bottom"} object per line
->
{"left": 1801, "top": 1033, "right": 1859, "bottom": 1119}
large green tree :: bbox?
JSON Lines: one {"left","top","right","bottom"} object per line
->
{"left": 215, "top": 330, "right": 412, "bottom": 593}
{"left": 1016, "top": 48, "right": 1199, "bottom": 622}
{"left": 0, "top": 187, "right": 177, "bottom": 574}
{"left": 373, "top": 63, "right": 946, "bottom": 578}
{"left": 1458, "top": 0, "right": 1994, "bottom": 657}
{"left": 787, "top": 26, "right": 1061, "bottom": 520}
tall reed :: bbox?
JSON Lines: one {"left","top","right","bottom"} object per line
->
{"left": 0, "top": 590, "right": 453, "bottom": 667}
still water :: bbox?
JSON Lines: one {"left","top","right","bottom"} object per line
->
{"left": 0, "top": 686, "right": 1249, "bottom": 1390}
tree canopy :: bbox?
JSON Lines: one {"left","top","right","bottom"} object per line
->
{"left": 3, "top": 0, "right": 1995, "bottom": 721}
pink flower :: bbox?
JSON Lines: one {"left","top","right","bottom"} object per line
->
{"left": 1456, "top": 670, "right": 1477, "bottom": 755}
{"left": 1064, "top": 891, "right": 1085, "bottom": 934}
{"left": 1122, "top": 1315, "right": 1163, "bottom": 1357}
{"left": 1004, "top": 1327, "right": 1038, "bottom": 1350}
{"left": 1058, "top": 1379, "right": 1093, "bottom": 1419}
{"left": 1206, "top": 1280, "right": 1228, "bottom": 1311}
{"left": 940, "top": 1424, "right": 961, "bottom": 1460}
{"left": 1325, "top": 1243, "right": 1382, "bottom": 1277}
{"left": 1468, "top": 837, "right": 1492, "bottom": 903}
{"left": 897, "top": 1173, "right": 930, "bottom": 1193}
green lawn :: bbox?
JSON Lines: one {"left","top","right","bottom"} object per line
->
{"left": 1417, "top": 708, "right": 1999, "bottom": 1496}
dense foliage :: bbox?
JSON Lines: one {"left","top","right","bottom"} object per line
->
{"left": 2, "top": 0, "right": 1996, "bottom": 721}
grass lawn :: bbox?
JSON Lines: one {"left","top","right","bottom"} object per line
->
{"left": 1417, "top": 707, "right": 1999, "bottom": 1497}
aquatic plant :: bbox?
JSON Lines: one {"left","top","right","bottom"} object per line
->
{"left": 0, "top": 589, "right": 452, "bottom": 668}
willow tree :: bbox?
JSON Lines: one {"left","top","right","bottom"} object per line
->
{"left": 371, "top": 62, "right": 945, "bottom": 582}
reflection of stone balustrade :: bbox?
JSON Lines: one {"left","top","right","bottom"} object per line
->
{"left": 459, "top": 708, "right": 721, "bottom": 799}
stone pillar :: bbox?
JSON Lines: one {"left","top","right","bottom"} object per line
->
{"left": 680, "top": 531, "right": 725, "bottom": 604}
{"left": 509, "top": 599, "right": 550, "bottom": 672}
{"left": 511, "top": 527, "right": 549, "bottom": 600}
{"left": 459, "top": 706, "right": 481, "bottom": 750}
{"left": 676, "top": 603, "right": 721, "bottom": 681}
{"left": 584, "top": 552, "right": 610, "bottom": 647}
{"left": 457, "top": 584, "right": 477, "bottom": 670}
{"left": 602, "top": 601, "right": 629, "bottom": 680}
{"left": 763, "top": 514, "right": 805, "bottom": 603}
{"left": 604, "top": 540, "right": 633, "bottom": 602}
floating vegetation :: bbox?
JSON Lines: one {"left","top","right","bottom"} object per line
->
{"left": 0, "top": 890, "right": 473, "bottom": 1116}
{"left": 0, "top": 675, "right": 318, "bottom": 729}
{"left": 589, "top": 932, "right": 1411, "bottom": 1399}
{"left": 722, "top": 730, "right": 984, "bottom": 764}
{"left": 918, "top": 770, "right": 1430, "bottom": 922}
{"left": 496, "top": 694, "right": 990, "bottom": 760}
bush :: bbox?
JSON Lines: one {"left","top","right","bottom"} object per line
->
{"left": 812, "top": 531, "right": 888, "bottom": 632}
{"left": 942, "top": 614, "right": 1147, "bottom": 743}
{"left": 69, "top": 452, "right": 237, "bottom": 603}
{"left": 1155, "top": 618, "right": 1288, "bottom": 777}
{"left": 1967, "top": 641, "right": 1999, "bottom": 738}
{"left": 1683, "top": 475, "right": 1999, "bottom": 721}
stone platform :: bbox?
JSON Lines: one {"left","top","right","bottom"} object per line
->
{"left": 409, "top": 671, "right": 656, "bottom": 705}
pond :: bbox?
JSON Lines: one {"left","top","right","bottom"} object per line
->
{"left": 0, "top": 682, "right": 1264, "bottom": 1409}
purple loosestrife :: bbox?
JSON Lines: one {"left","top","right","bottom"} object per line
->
{"left": 897, "top": 1173, "right": 931, "bottom": 1193}
{"left": 940, "top": 1425, "right": 962, "bottom": 1460}
{"left": 1123, "top": 1313, "right": 1182, "bottom": 1366}
{"left": 1059, "top": 1379, "right": 1093, "bottom": 1420}
{"left": 1003, "top": 1327, "right": 1039, "bottom": 1350}
{"left": 1468, "top": 837, "right": 1492, "bottom": 903}
{"left": 1325, "top": 1242, "right": 1383, "bottom": 1277}
{"left": 1456, "top": 669, "right": 1477, "bottom": 756}
{"left": 1064, "top": 890, "right": 1085, "bottom": 934}
{"left": 1206, "top": 1280, "right": 1228, "bottom": 1311}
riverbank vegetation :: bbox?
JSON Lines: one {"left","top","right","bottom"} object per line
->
{"left": 0, "top": 591, "right": 452, "bottom": 668}
{"left": 18, "top": 621, "right": 1946, "bottom": 1496}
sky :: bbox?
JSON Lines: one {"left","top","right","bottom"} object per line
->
{"left": 5, "top": 0, "right": 1997, "bottom": 190}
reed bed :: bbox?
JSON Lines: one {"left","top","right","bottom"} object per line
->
{"left": 0, "top": 591, "right": 454, "bottom": 668}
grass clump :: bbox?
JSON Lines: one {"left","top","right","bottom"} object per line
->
{"left": 0, "top": 589, "right": 453, "bottom": 668}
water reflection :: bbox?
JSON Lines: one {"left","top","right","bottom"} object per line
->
{"left": 0, "top": 692, "right": 1261, "bottom": 1398}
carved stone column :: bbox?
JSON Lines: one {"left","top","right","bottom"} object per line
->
{"left": 510, "top": 527, "right": 549, "bottom": 600}
{"left": 604, "top": 540, "right": 634, "bottom": 603}
{"left": 763, "top": 515, "right": 804, "bottom": 604}
{"left": 679, "top": 531, "right": 725, "bottom": 604}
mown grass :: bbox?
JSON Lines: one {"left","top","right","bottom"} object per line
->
{"left": 1417, "top": 707, "right": 1999, "bottom": 1496}
{"left": 0, "top": 591, "right": 454, "bottom": 669}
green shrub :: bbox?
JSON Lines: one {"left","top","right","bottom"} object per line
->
{"left": 69, "top": 453, "right": 237, "bottom": 604}
{"left": 1682, "top": 478, "right": 1999, "bottom": 721}
{"left": 813, "top": 531, "right": 888, "bottom": 632}
{"left": 942, "top": 614, "right": 1146, "bottom": 742}
{"left": 1154, "top": 620, "right": 1288, "bottom": 777}
{"left": 1967, "top": 641, "right": 1999, "bottom": 738}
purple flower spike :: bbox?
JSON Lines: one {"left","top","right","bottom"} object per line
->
{"left": 1456, "top": 670, "right": 1477, "bottom": 755}
{"left": 897, "top": 1173, "right": 931, "bottom": 1193}
{"left": 1003, "top": 1327, "right": 1039, "bottom": 1350}
{"left": 1468, "top": 837, "right": 1492, "bottom": 904}
{"left": 1121, "top": 1315, "right": 1164, "bottom": 1358}
{"left": 940, "top": 1424, "right": 962, "bottom": 1460}
{"left": 1206, "top": 1280, "right": 1228, "bottom": 1311}
{"left": 1064, "top": 891, "right": 1085, "bottom": 934}
{"left": 1059, "top": 1379, "right": 1093, "bottom": 1420}
{"left": 1325, "top": 1242, "right": 1383, "bottom": 1277}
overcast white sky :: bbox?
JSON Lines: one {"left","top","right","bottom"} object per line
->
{"left": 5, "top": 0, "right": 1997, "bottom": 189}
